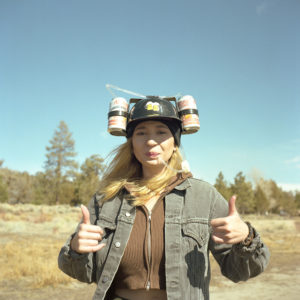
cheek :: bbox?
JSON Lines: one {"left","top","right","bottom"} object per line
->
{"left": 132, "top": 139, "right": 142, "bottom": 159}
{"left": 162, "top": 139, "right": 175, "bottom": 159}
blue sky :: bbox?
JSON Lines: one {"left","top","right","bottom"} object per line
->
{"left": 1, "top": 0, "right": 299, "bottom": 191}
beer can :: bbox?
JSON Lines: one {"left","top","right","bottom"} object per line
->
{"left": 177, "top": 95, "right": 197, "bottom": 111}
{"left": 177, "top": 95, "right": 200, "bottom": 134}
{"left": 107, "top": 97, "right": 128, "bottom": 136}
{"left": 109, "top": 97, "right": 129, "bottom": 112}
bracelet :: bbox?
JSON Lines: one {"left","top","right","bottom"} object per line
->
{"left": 241, "top": 221, "right": 254, "bottom": 246}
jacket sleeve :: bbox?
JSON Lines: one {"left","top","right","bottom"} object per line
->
{"left": 208, "top": 190, "right": 270, "bottom": 283}
{"left": 58, "top": 195, "right": 101, "bottom": 283}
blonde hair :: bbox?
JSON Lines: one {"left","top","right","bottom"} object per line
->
{"left": 98, "top": 138, "right": 185, "bottom": 206}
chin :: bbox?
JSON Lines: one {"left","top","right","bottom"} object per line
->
{"left": 142, "top": 160, "right": 163, "bottom": 167}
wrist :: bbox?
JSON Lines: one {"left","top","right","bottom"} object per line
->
{"left": 241, "top": 221, "right": 254, "bottom": 246}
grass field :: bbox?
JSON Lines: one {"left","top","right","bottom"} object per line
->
{"left": 0, "top": 203, "right": 299, "bottom": 300}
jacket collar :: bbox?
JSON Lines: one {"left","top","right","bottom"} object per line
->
{"left": 173, "top": 176, "right": 192, "bottom": 190}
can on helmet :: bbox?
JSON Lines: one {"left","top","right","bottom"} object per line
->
{"left": 107, "top": 97, "right": 129, "bottom": 136}
{"left": 177, "top": 95, "right": 200, "bottom": 134}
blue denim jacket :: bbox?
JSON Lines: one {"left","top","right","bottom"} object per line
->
{"left": 58, "top": 178, "right": 270, "bottom": 300}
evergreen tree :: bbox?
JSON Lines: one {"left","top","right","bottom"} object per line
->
{"left": 254, "top": 185, "right": 270, "bottom": 214}
{"left": 0, "top": 175, "right": 8, "bottom": 203}
{"left": 295, "top": 192, "right": 300, "bottom": 209}
{"left": 231, "top": 172, "right": 255, "bottom": 214}
{"left": 32, "top": 171, "right": 53, "bottom": 205}
{"left": 214, "top": 171, "right": 231, "bottom": 201}
{"left": 80, "top": 154, "right": 105, "bottom": 178}
{"left": 0, "top": 161, "right": 7, "bottom": 203}
{"left": 270, "top": 181, "right": 297, "bottom": 215}
{"left": 44, "top": 121, "right": 78, "bottom": 204}
{"left": 72, "top": 155, "right": 105, "bottom": 206}
{"left": 0, "top": 168, "right": 33, "bottom": 204}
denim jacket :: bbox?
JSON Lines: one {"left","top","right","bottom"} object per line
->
{"left": 58, "top": 178, "right": 270, "bottom": 300}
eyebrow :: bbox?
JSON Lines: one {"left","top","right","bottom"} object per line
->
{"left": 135, "top": 124, "right": 168, "bottom": 130}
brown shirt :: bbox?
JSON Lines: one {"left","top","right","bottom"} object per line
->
{"left": 113, "top": 172, "right": 192, "bottom": 290}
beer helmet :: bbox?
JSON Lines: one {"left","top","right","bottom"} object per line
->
{"left": 107, "top": 85, "right": 200, "bottom": 142}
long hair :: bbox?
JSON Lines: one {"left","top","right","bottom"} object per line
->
{"left": 98, "top": 138, "right": 185, "bottom": 206}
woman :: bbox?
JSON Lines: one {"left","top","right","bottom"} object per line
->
{"left": 58, "top": 97, "right": 270, "bottom": 300}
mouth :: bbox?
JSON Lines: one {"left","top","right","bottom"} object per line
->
{"left": 146, "top": 152, "right": 160, "bottom": 159}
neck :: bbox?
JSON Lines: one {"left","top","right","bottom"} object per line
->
{"left": 142, "top": 165, "right": 166, "bottom": 180}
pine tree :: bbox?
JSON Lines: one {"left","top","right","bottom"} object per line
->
{"left": 80, "top": 154, "right": 105, "bottom": 178}
{"left": 72, "top": 155, "right": 105, "bottom": 206}
{"left": 270, "top": 181, "right": 297, "bottom": 216}
{"left": 0, "top": 161, "right": 7, "bottom": 203}
{"left": 231, "top": 172, "right": 255, "bottom": 214}
{"left": 0, "top": 175, "right": 8, "bottom": 203}
{"left": 214, "top": 171, "right": 231, "bottom": 201}
{"left": 44, "top": 121, "right": 78, "bottom": 204}
{"left": 295, "top": 192, "right": 300, "bottom": 210}
{"left": 254, "top": 185, "right": 270, "bottom": 214}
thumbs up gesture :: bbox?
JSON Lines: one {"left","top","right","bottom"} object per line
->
{"left": 210, "top": 195, "right": 249, "bottom": 244}
{"left": 70, "top": 205, "right": 106, "bottom": 254}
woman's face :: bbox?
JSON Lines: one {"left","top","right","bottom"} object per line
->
{"left": 132, "top": 120, "right": 175, "bottom": 175}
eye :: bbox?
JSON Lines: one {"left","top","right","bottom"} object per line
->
{"left": 157, "top": 130, "right": 167, "bottom": 135}
{"left": 135, "top": 131, "right": 145, "bottom": 136}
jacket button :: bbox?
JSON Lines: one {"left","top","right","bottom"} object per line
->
{"left": 102, "top": 276, "right": 109, "bottom": 283}
{"left": 115, "top": 241, "right": 121, "bottom": 248}
{"left": 125, "top": 212, "right": 131, "bottom": 217}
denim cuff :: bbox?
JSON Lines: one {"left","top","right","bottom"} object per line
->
{"left": 232, "top": 226, "right": 264, "bottom": 258}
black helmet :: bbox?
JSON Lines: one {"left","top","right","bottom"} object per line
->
{"left": 126, "top": 97, "right": 182, "bottom": 145}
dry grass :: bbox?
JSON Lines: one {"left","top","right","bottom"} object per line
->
{"left": 0, "top": 203, "right": 82, "bottom": 288}
{"left": 0, "top": 235, "right": 73, "bottom": 288}
{"left": 0, "top": 203, "right": 299, "bottom": 291}
{"left": 243, "top": 214, "right": 300, "bottom": 254}
{"left": 0, "top": 203, "right": 82, "bottom": 237}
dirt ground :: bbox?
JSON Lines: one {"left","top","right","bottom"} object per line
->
{"left": 210, "top": 252, "right": 300, "bottom": 300}
{"left": 1, "top": 205, "right": 299, "bottom": 300}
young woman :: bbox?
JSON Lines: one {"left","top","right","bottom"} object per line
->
{"left": 58, "top": 97, "right": 270, "bottom": 300}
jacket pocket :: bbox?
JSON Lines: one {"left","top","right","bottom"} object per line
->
{"left": 97, "top": 219, "right": 117, "bottom": 238}
{"left": 182, "top": 221, "right": 209, "bottom": 249}
{"left": 181, "top": 221, "right": 210, "bottom": 289}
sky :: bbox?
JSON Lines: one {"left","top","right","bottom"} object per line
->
{"left": 0, "top": 0, "right": 299, "bottom": 191}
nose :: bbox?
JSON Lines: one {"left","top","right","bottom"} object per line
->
{"left": 146, "top": 137, "right": 158, "bottom": 146}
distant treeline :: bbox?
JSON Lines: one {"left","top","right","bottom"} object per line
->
{"left": 1, "top": 121, "right": 299, "bottom": 215}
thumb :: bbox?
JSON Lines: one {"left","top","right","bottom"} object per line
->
{"left": 228, "top": 195, "right": 237, "bottom": 216}
{"left": 81, "top": 204, "right": 91, "bottom": 224}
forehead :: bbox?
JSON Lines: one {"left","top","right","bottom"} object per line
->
{"left": 134, "top": 120, "right": 169, "bottom": 130}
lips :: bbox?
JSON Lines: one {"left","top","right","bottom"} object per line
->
{"left": 146, "top": 152, "right": 160, "bottom": 158}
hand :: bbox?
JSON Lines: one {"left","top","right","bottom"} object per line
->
{"left": 210, "top": 195, "right": 249, "bottom": 244}
{"left": 70, "top": 205, "right": 106, "bottom": 253}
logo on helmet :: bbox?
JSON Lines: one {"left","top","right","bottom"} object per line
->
{"left": 145, "top": 101, "right": 160, "bottom": 112}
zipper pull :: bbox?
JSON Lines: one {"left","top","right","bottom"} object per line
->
{"left": 146, "top": 280, "right": 151, "bottom": 290}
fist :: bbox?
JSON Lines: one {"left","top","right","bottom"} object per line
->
{"left": 70, "top": 205, "right": 106, "bottom": 253}
{"left": 210, "top": 195, "right": 249, "bottom": 244}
